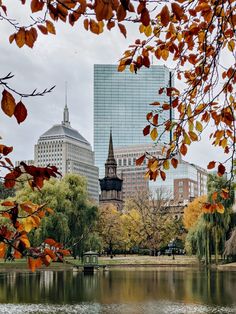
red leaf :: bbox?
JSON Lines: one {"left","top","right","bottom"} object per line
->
{"left": 160, "top": 5, "right": 170, "bottom": 27}
{"left": 171, "top": 158, "right": 178, "bottom": 168}
{"left": 143, "top": 125, "right": 150, "bottom": 136}
{"left": 218, "top": 164, "right": 225, "bottom": 177}
{"left": 44, "top": 238, "right": 56, "bottom": 246}
{"left": 14, "top": 101, "right": 27, "bottom": 124}
{"left": 207, "top": 161, "right": 216, "bottom": 169}
{"left": 171, "top": 3, "right": 184, "bottom": 20}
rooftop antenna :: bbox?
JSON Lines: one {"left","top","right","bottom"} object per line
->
{"left": 65, "top": 81, "right": 68, "bottom": 107}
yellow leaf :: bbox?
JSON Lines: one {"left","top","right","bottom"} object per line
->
{"left": 139, "top": 24, "right": 145, "bottom": 34}
{"left": 216, "top": 203, "right": 224, "bottom": 214}
{"left": 177, "top": 33, "right": 182, "bottom": 42}
{"left": 161, "top": 49, "right": 169, "bottom": 61}
{"left": 163, "top": 160, "right": 170, "bottom": 170}
{"left": 228, "top": 40, "right": 235, "bottom": 52}
{"left": 196, "top": 121, "right": 203, "bottom": 132}
{"left": 21, "top": 217, "right": 35, "bottom": 232}
{"left": 183, "top": 132, "right": 191, "bottom": 145}
{"left": 150, "top": 160, "right": 158, "bottom": 172}
{"left": 144, "top": 25, "right": 152, "bottom": 37}
{"left": 221, "top": 138, "right": 227, "bottom": 149}
{"left": 150, "top": 128, "right": 158, "bottom": 141}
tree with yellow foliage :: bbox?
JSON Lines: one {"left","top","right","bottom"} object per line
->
{"left": 183, "top": 195, "right": 207, "bottom": 231}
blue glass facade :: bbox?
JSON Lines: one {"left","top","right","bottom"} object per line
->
{"left": 94, "top": 64, "right": 172, "bottom": 177}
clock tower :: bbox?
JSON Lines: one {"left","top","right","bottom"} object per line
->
{"left": 99, "top": 130, "right": 123, "bottom": 211}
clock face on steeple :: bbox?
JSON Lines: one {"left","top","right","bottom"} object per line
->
{"left": 109, "top": 167, "right": 114, "bottom": 174}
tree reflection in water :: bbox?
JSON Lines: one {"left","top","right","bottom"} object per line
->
{"left": 0, "top": 268, "right": 235, "bottom": 313}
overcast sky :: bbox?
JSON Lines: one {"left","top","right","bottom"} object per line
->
{"left": 0, "top": 2, "right": 225, "bottom": 170}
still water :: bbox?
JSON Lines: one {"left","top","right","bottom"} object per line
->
{"left": 0, "top": 268, "right": 235, "bottom": 314}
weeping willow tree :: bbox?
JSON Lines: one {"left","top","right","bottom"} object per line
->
{"left": 185, "top": 174, "right": 234, "bottom": 265}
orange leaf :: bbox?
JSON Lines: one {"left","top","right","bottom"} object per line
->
{"left": 46, "top": 20, "right": 56, "bottom": 34}
{"left": 136, "top": 154, "right": 145, "bottom": 166}
{"left": 220, "top": 188, "right": 229, "bottom": 199}
{"left": 20, "top": 234, "right": 30, "bottom": 248}
{"left": 207, "top": 161, "right": 216, "bottom": 169}
{"left": 15, "top": 28, "right": 26, "bottom": 48}
{"left": 28, "top": 257, "right": 36, "bottom": 272}
{"left": 1, "top": 89, "right": 16, "bottom": 117}
{"left": 44, "top": 238, "right": 56, "bottom": 246}
{"left": 1, "top": 201, "right": 15, "bottom": 207}
{"left": 14, "top": 101, "right": 27, "bottom": 124}
{"left": 216, "top": 203, "right": 224, "bottom": 214}
{"left": 37, "top": 25, "right": 48, "bottom": 35}
{"left": 160, "top": 5, "right": 170, "bottom": 27}
{"left": 9, "top": 33, "right": 15, "bottom": 44}
{"left": 160, "top": 170, "right": 166, "bottom": 181}
{"left": 189, "top": 131, "right": 198, "bottom": 141}
{"left": 42, "top": 254, "right": 52, "bottom": 266}
{"left": 171, "top": 158, "right": 178, "bottom": 168}
{"left": 118, "top": 23, "right": 127, "bottom": 38}
{"left": 212, "top": 191, "right": 218, "bottom": 201}
{"left": 84, "top": 18, "right": 89, "bottom": 31}
{"left": 25, "top": 27, "right": 38, "bottom": 48}
{"left": 31, "top": 0, "right": 44, "bottom": 13}
{"left": 0, "top": 243, "right": 6, "bottom": 258}
{"left": 180, "top": 143, "right": 187, "bottom": 156}
{"left": 44, "top": 248, "right": 57, "bottom": 261}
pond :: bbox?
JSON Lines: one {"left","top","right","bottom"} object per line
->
{"left": 0, "top": 267, "right": 235, "bottom": 313}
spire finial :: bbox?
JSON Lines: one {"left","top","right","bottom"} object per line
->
{"left": 108, "top": 128, "right": 114, "bottom": 160}
{"left": 62, "top": 82, "right": 70, "bottom": 127}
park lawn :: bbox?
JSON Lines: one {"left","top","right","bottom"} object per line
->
{"left": 69, "top": 255, "right": 199, "bottom": 266}
{"left": 0, "top": 255, "right": 199, "bottom": 270}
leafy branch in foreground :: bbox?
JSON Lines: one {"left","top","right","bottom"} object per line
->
{"left": 0, "top": 200, "right": 70, "bottom": 272}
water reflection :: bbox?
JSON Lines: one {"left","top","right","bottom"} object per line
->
{"left": 0, "top": 268, "right": 235, "bottom": 313}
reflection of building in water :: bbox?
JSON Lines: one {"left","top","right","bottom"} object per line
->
{"left": 40, "top": 271, "right": 54, "bottom": 290}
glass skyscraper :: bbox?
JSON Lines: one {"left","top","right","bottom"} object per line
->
{"left": 94, "top": 64, "right": 172, "bottom": 177}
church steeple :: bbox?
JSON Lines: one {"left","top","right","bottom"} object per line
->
{"left": 99, "top": 129, "right": 123, "bottom": 211}
{"left": 105, "top": 130, "right": 117, "bottom": 177}
{"left": 62, "top": 82, "right": 71, "bottom": 127}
